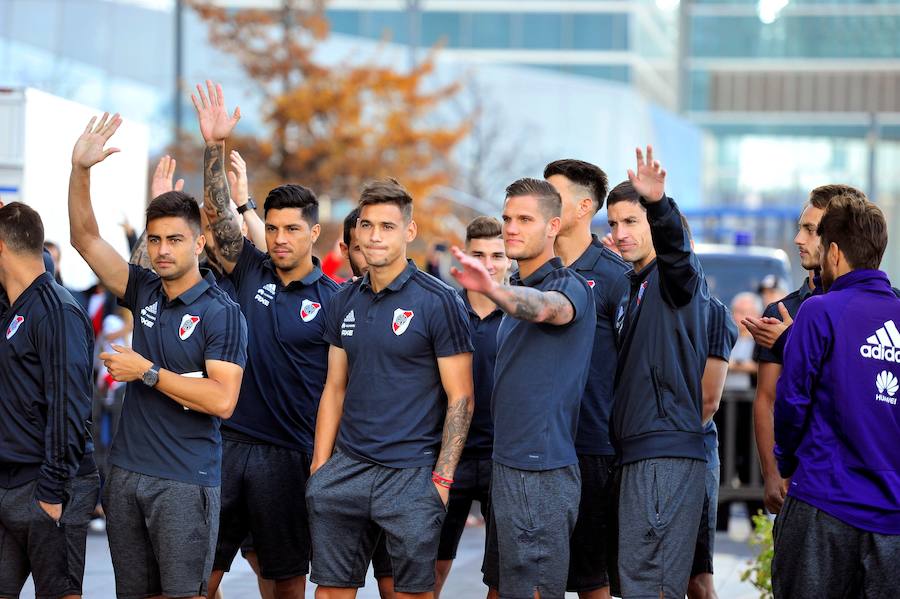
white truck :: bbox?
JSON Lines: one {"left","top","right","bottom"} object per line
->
{"left": 0, "top": 87, "right": 149, "bottom": 291}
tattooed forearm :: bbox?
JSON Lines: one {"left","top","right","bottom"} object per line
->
{"left": 434, "top": 396, "right": 473, "bottom": 480}
{"left": 489, "top": 286, "right": 575, "bottom": 325}
{"left": 203, "top": 143, "right": 243, "bottom": 263}
{"left": 129, "top": 231, "right": 152, "bottom": 269}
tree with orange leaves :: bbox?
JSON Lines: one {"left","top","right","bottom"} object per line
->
{"left": 186, "top": 0, "right": 469, "bottom": 245}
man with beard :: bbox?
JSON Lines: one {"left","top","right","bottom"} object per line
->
{"left": 744, "top": 184, "right": 866, "bottom": 515}
{"left": 68, "top": 112, "right": 247, "bottom": 599}
{"left": 772, "top": 194, "right": 900, "bottom": 598}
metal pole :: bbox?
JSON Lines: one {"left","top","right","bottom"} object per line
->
{"left": 173, "top": 0, "right": 183, "bottom": 142}
{"left": 677, "top": 0, "right": 691, "bottom": 114}
{"left": 407, "top": 0, "right": 421, "bottom": 69}
{"left": 866, "top": 111, "right": 880, "bottom": 202}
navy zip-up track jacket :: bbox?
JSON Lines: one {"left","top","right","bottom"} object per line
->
{"left": 612, "top": 196, "right": 710, "bottom": 464}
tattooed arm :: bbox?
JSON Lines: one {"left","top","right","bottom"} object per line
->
{"left": 202, "top": 143, "right": 243, "bottom": 272}
{"left": 450, "top": 246, "right": 575, "bottom": 325}
{"left": 191, "top": 79, "right": 243, "bottom": 273}
{"left": 434, "top": 352, "right": 475, "bottom": 504}
{"left": 485, "top": 285, "right": 574, "bottom": 325}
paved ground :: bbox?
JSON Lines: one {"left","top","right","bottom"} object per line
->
{"left": 21, "top": 507, "right": 764, "bottom": 598}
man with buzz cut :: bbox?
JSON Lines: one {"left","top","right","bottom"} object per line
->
{"left": 772, "top": 194, "right": 900, "bottom": 598}
{"left": 68, "top": 112, "right": 247, "bottom": 599}
{"left": 190, "top": 80, "right": 342, "bottom": 599}
{"left": 605, "top": 146, "right": 709, "bottom": 599}
{"left": 308, "top": 178, "right": 474, "bottom": 599}
{"left": 544, "top": 159, "right": 629, "bottom": 599}
{"left": 0, "top": 202, "right": 99, "bottom": 599}
{"left": 452, "top": 177, "right": 596, "bottom": 599}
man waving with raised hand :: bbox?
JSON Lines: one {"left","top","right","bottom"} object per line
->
{"left": 68, "top": 111, "right": 248, "bottom": 599}
{"left": 605, "top": 146, "right": 709, "bottom": 599}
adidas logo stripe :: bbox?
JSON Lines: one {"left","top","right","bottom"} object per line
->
{"left": 861, "top": 320, "right": 900, "bottom": 363}
{"left": 866, "top": 320, "right": 900, "bottom": 347}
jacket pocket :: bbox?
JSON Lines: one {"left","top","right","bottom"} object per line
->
{"left": 650, "top": 368, "right": 667, "bottom": 418}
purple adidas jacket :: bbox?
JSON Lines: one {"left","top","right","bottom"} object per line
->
{"left": 775, "top": 269, "right": 900, "bottom": 534}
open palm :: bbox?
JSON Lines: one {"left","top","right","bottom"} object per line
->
{"left": 449, "top": 247, "right": 494, "bottom": 294}
{"left": 627, "top": 145, "right": 666, "bottom": 203}
{"left": 72, "top": 113, "right": 121, "bottom": 169}
{"left": 191, "top": 80, "right": 241, "bottom": 144}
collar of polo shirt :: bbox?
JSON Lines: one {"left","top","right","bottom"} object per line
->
{"left": 510, "top": 256, "right": 564, "bottom": 288}
{"left": 359, "top": 259, "right": 418, "bottom": 294}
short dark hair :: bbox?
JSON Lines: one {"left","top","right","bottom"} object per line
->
{"left": 43, "top": 240, "right": 59, "bottom": 252}
{"left": 343, "top": 207, "right": 360, "bottom": 246}
{"left": 0, "top": 202, "right": 44, "bottom": 256}
{"left": 543, "top": 159, "right": 609, "bottom": 213}
{"left": 466, "top": 216, "right": 502, "bottom": 243}
{"left": 146, "top": 191, "right": 201, "bottom": 235}
{"left": 817, "top": 194, "right": 887, "bottom": 271}
{"left": 606, "top": 180, "right": 642, "bottom": 208}
{"left": 808, "top": 184, "right": 866, "bottom": 210}
{"left": 359, "top": 178, "right": 413, "bottom": 222}
{"left": 264, "top": 184, "right": 319, "bottom": 225}
{"left": 505, "top": 177, "right": 561, "bottom": 220}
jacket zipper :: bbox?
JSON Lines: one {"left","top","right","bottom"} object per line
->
{"left": 650, "top": 367, "right": 667, "bottom": 418}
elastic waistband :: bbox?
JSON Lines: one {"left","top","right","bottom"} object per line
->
{"left": 618, "top": 430, "right": 706, "bottom": 465}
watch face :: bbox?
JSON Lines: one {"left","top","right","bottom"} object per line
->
{"left": 143, "top": 368, "right": 159, "bottom": 387}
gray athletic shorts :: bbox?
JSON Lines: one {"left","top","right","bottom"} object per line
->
{"left": 773, "top": 495, "right": 900, "bottom": 599}
{"left": 306, "top": 449, "right": 446, "bottom": 594}
{"left": 482, "top": 462, "right": 581, "bottom": 599}
{"left": 102, "top": 465, "right": 220, "bottom": 599}
{"left": 617, "top": 457, "right": 705, "bottom": 599}
{"left": 0, "top": 473, "right": 99, "bottom": 599}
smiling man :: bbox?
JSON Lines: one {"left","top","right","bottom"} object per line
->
{"left": 308, "top": 179, "right": 474, "bottom": 599}
{"left": 67, "top": 112, "right": 248, "bottom": 599}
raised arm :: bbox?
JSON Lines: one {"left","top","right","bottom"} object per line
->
{"left": 450, "top": 247, "right": 575, "bottom": 325}
{"left": 311, "top": 345, "right": 350, "bottom": 473}
{"left": 191, "top": 80, "right": 243, "bottom": 273}
{"left": 69, "top": 113, "right": 130, "bottom": 298}
{"left": 628, "top": 146, "right": 700, "bottom": 307}
{"left": 433, "top": 353, "right": 474, "bottom": 503}
{"left": 228, "top": 150, "right": 266, "bottom": 250}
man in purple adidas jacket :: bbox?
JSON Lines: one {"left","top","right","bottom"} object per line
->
{"left": 773, "top": 193, "right": 900, "bottom": 598}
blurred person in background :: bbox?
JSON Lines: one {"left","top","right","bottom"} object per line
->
{"left": 724, "top": 292, "right": 761, "bottom": 392}
{"left": 43, "top": 240, "right": 64, "bottom": 284}
{"left": 757, "top": 274, "right": 788, "bottom": 311}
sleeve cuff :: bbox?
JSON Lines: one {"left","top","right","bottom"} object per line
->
{"left": 641, "top": 194, "right": 674, "bottom": 222}
{"left": 35, "top": 474, "right": 65, "bottom": 504}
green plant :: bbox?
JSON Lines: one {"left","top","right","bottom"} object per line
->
{"left": 740, "top": 510, "right": 774, "bottom": 599}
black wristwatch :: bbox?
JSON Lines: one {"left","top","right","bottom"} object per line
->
{"left": 237, "top": 196, "right": 257, "bottom": 215}
{"left": 141, "top": 364, "right": 160, "bottom": 388}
